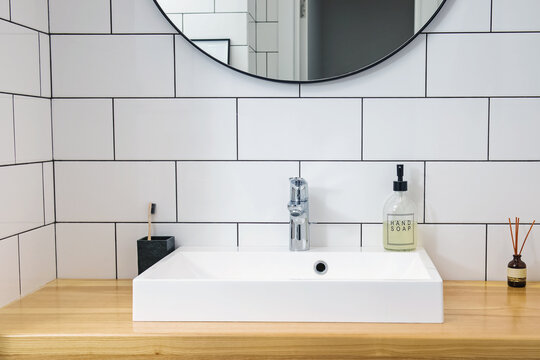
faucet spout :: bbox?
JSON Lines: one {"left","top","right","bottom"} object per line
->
{"left": 288, "top": 177, "right": 310, "bottom": 251}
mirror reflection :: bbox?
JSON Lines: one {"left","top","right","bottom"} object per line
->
{"left": 156, "top": 0, "right": 445, "bottom": 82}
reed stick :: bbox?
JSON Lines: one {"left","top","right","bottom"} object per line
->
{"left": 509, "top": 218, "right": 516, "bottom": 254}
{"left": 515, "top": 217, "right": 520, "bottom": 255}
{"left": 519, "top": 220, "right": 536, "bottom": 256}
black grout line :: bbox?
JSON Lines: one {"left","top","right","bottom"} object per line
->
{"left": 54, "top": 223, "right": 58, "bottom": 279}
{"left": 41, "top": 163, "right": 46, "bottom": 225}
{"left": 424, "top": 34, "right": 428, "bottom": 97}
{"left": 485, "top": 224, "right": 488, "bottom": 281}
{"left": 11, "top": 95, "right": 16, "bottom": 163}
{"left": 487, "top": 98, "right": 491, "bottom": 161}
{"left": 0, "top": 17, "right": 49, "bottom": 35}
{"left": 236, "top": 223, "right": 239, "bottom": 247}
{"left": 111, "top": 99, "right": 116, "bottom": 160}
{"left": 37, "top": 34, "right": 42, "bottom": 97}
{"left": 109, "top": 0, "right": 113, "bottom": 34}
{"left": 360, "top": 224, "right": 363, "bottom": 247}
{"left": 46, "top": 0, "right": 50, "bottom": 34}
{"left": 114, "top": 223, "right": 118, "bottom": 279}
{"left": 423, "top": 161, "right": 427, "bottom": 223}
{"left": 175, "top": 161, "right": 178, "bottom": 222}
{"left": 46, "top": 159, "right": 540, "bottom": 164}
{"left": 173, "top": 35, "right": 177, "bottom": 97}
{"left": 298, "top": 161, "right": 301, "bottom": 177}
{"left": 8, "top": 0, "right": 11, "bottom": 21}
{"left": 45, "top": 95, "right": 540, "bottom": 100}
{"left": 360, "top": 98, "right": 364, "bottom": 161}
{"left": 0, "top": 224, "right": 57, "bottom": 242}
{"left": 17, "top": 235, "right": 21, "bottom": 296}
{"left": 48, "top": 221, "right": 529, "bottom": 226}
{"left": 490, "top": 0, "right": 493, "bottom": 32}
{"left": 235, "top": 98, "right": 239, "bottom": 160}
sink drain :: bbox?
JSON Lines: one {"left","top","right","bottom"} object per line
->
{"left": 314, "top": 260, "right": 328, "bottom": 275}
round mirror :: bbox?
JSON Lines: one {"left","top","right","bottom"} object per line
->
{"left": 154, "top": 0, "right": 446, "bottom": 82}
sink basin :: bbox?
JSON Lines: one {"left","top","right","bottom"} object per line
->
{"left": 133, "top": 247, "right": 443, "bottom": 323}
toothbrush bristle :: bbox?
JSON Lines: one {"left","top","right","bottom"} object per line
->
{"left": 151, "top": 203, "right": 156, "bottom": 214}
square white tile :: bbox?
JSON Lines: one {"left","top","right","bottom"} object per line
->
{"left": 49, "top": 0, "right": 110, "bottom": 33}
{"left": 39, "top": 33, "right": 51, "bottom": 97}
{"left": 0, "top": 236, "right": 20, "bottom": 308}
{"left": 311, "top": 224, "right": 361, "bottom": 248}
{"left": 421, "top": 225, "right": 486, "bottom": 280}
{"left": 55, "top": 162, "right": 176, "bottom": 222}
{"left": 492, "top": 0, "right": 540, "bottom": 31}
{"left": 428, "top": 33, "right": 540, "bottom": 96}
{"left": 112, "top": 0, "right": 176, "bottom": 34}
{"left": 300, "top": 35, "right": 425, "bottom": 97}
{"left": 424, "top": 0, "right": 491, "bottom": 33}
{"left": 13, "top": 96, "right": 52, "bottom": 163}
{"left": 0, "top": 94, "right": 14, "bottom": 165}
{"left": 256, "top": 52, "right": 267, "bottom": 77}
{"left": 239, "top": 224, "right": 288, "bottom": 248}
{"left": 363, "top": 98, "right": 488, "bottom": 160}
{"left": 487, "top": 224, "right": 540, "bottom": 281}
{"left": 489, "top": 98, "right": 540, "bottom": 160}
{"left": 52, "top": 35, "right": 175, "bottom": 97}
{"left": 56, "top": 223, "right": 116, "bottom": 279}
{"left": 361, "top": 224, "right": 384, "bottom": 248}
{"left": 116, "top": 223, "right": 237, "bottom": 278}
{"left": 19, "top": 225, "right": 56, "bottom": 297}
{"left": 0, "top": 164, "right": 44, "bottom": 239}
{"left": 52, "top": 99, "right": 114, "bottom": 160}
{"left": 175, "top": 36, "right": 298, "bottom": 97}
{"left": 10, "top": 0, "right": 49, "bottom": 32}
{"left": 43, "top": 162, "right": 55, "bottom": 224}
{"left": 177, "top": 162, "right": 298, "bottom": 222}
{"left": 238, "top": 99, "right": 361, "bottom": 160}
{"left": 426, "top": 162, "right": 540, "bottom": 223}
{"left": 0, "top": 21, "right": 40, "bottom": 96}
{"left": 301, "top": 162, "right": 424, "bottom": 223}
{"left": 114, "top": 99, "right": 236, "bottom": 160}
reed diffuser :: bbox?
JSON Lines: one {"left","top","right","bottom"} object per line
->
{"left": 507, "top": 217, "right": 535, "bottom": 288}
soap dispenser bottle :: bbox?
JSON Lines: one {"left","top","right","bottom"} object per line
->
{"left": 383, "top": 164, "right": 417, "bottom": 251}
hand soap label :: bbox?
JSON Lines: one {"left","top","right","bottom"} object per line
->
{"left": 383, "top": 213, "right": 416, "bottom": 249}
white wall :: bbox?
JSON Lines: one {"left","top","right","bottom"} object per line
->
{"left": 0, "top": 1, "right": 55, "bottom": 308}
{"left": 46, "top": 0, "right": 540, "bottom": 282}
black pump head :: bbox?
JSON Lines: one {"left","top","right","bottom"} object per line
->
{"left": 150, "top": 203, "right": 156, "bottom": 214}
{"left": 393, "top": 164, "right": 408, "bottom": 191}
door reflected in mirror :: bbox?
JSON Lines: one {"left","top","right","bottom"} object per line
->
{"left": 155, "top": 0, "right": 445, "bottom": 82}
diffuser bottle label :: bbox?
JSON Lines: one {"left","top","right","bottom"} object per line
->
{"left": 507, "top": 268, "right": 527, "bottom": 279}
{"left": 383, "top": 213, "right": 416, "bottom": 250}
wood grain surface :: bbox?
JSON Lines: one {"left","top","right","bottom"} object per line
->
{"left": 0, "top": 280, "right": 539, "bottom": 359}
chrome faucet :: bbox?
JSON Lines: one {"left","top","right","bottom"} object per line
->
{"left": 288, "top": 177, "right": 310, "bottom": 251}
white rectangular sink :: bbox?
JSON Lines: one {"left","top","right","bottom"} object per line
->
{"left": 133, "top": 247, "right": 443, "bottom": 323}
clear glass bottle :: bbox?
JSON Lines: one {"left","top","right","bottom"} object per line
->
{"left": 383, "top": 164, "right": 417, "bottom": 251}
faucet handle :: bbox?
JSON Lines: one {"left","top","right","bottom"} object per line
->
{"left": 289, "top": 177, "right": 308, "bottom": 204}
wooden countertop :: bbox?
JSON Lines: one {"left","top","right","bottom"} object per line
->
{"left": 0, "top": 280, "right": 540, "bottom": 359}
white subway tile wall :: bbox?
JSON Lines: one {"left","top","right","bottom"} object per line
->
{"left": 56, "top": 223, "right": 116, "bottom": 279}
{"left": 10, "top": 0, "right": 49, "bottom": 32}
{"left": 52, "top": 99, "right": 114, "bottom": 160}
{"left": 49, "top": 0, "right": 111, "bottom": 34}
{"left": 0, "top": 237, "right": 20, "bottom": 308}
{"left": 18, "top": 225, "right": 56, "bottom": 296}
{"left": 1, "top": 0, "right": 540, "bottom": 302}
{"left": 0, "top": 3, "right": 52, "bottom": 308}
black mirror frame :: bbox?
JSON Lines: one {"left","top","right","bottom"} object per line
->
{"left": 153, "top": 0, "right": 447, "bottom": 84}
